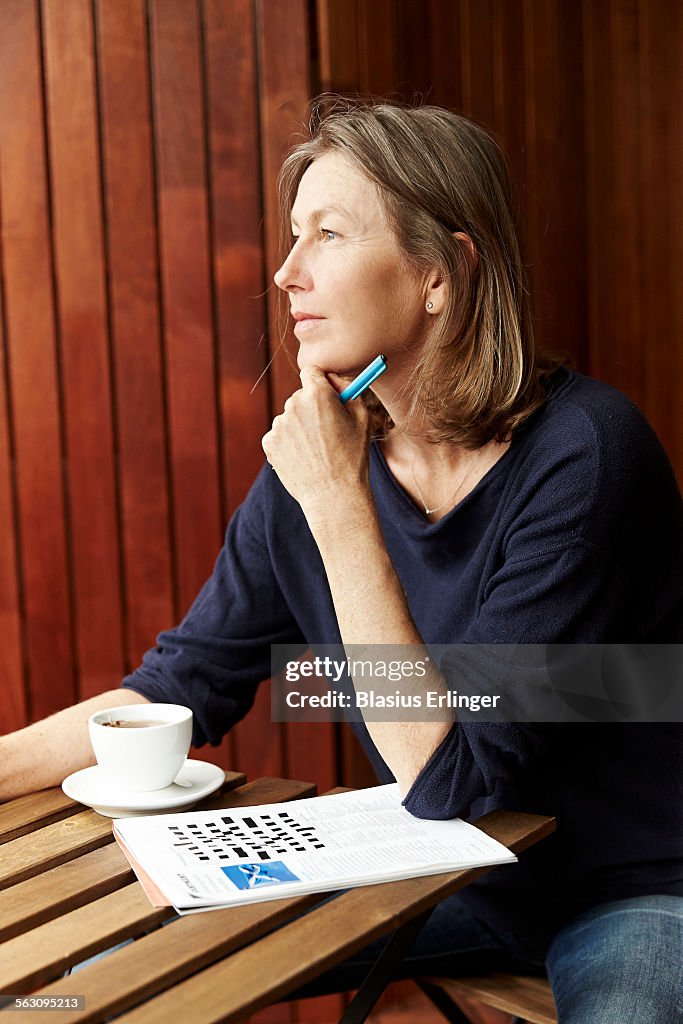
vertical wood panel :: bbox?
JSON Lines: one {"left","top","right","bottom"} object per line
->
{"left": 583, "top": 0, "right": 612, "bottom": 386}
{"left": 610, "top": 0, "right": 643, "bottom": 394}
{"left": 357, "top": 0, "right": 398, "bottom": 95}
{"left": 0, "top": 246, "right": 27, "bottom": 732}
{"left": 255, "top": 0, "right": 311, "bottom": 414}
{"left": 96, "top": 0, "right": 174, "bottom": 669}
{"left": 640, "top": 0, "right": 683, "bottom": 482}
{"left": 396, "top": 1, "right": 430, "bottom": 97}
{"left": 522, "top": 0, "right": 587, "bottom": 365}
{"left": 149, "top": 0, "right": 223, "bottom": 615}
{"left": 491, "top": 0, "right": 526, "bottom": 208}
{"left": 459, "top": 0, "right": 495, "bottom": 126}
{"left": 204, "top": 0, "right": 270, "bottom": 515}
{"left": 42, "top": 0, "right": 125, "bottom": 699}
{"left": 584, "top": 0, "right": 641, "bottom": 389}
{"left": 427, "top": 0, "right": 463, "bottom": 109}
{"left": 286, "top": 723, "right": 338, "bottom": 794}
{"left": 0, "top": 0, "right": 75, "bottom": 720}
{"left": 317, "top": 0, "right": 361, "bottom": 94}
{"left": 202, "top": 0, "right": 272, "bottom": 774}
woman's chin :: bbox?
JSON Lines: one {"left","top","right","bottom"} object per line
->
{"left": 297, "top": 348, "right": 340, "bottom": 375}
{"left": 296, "top": 344, "right": 373, "bottom": 378}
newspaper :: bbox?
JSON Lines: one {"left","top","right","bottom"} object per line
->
{"left": 113, "top": 784, "right": 516, "bottom": 913}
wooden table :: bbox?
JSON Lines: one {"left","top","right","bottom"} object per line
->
{"left": 0, "top": 775, "right": 555, "bottom": 1023}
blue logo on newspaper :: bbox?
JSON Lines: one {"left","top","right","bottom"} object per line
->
{"left": 221, "top": 861, "right": 299, "bottom": 890}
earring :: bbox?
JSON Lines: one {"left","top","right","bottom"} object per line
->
{"left": 426, "top": 302, "right": 434, "bottom": 310}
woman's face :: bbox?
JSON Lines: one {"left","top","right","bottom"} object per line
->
{"left": 274, "top": 152, "right": 428, "bottom": 377}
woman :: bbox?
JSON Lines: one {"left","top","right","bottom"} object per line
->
{"left": 2, "top": 98, "right": 682, "bottom": 1022}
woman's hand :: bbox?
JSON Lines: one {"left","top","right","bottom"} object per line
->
{"left": 261, "top": 366, "right": 372, "bottom": 523}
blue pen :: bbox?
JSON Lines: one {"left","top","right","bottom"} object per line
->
{"left": 338, "top": 355, "right": 387, "bottom": 404}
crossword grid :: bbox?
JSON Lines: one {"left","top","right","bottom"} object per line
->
{"left": 166, "top": 811, "right": 326, "bottom": 863}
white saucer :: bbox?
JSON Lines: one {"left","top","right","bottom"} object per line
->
{"left": 62, "top": 759, "right": 225, "bottom": 817}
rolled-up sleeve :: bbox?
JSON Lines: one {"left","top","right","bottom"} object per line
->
{"left": 401, "top": 722, "right": 549, "bottom": 819}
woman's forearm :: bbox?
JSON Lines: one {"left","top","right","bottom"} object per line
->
{"left": 307, "top": 490, "right": 453, "bottom": 795}
{"left": 0, "top": 688, "right": 150, "bottom": 801}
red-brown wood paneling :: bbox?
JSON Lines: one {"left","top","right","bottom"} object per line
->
{"left": 459, "top": 0, "right": 496, "bottom": 128}
{"left": 357, "top": 0, "right": 398, "bottom": 96}
{"left": 42, "top": 0, "right": 125, "bottom": 700}
{"left": 256, "top": 0, "right": 312, "bottom": 414}
{"left": 490, "top": 0, "right": 526, "bottom": 220}
{"left": 522, "top": 0, "right": 587, "bottom": 366}
{"left": 0, "top": 0, "right": 75, "bottom": 721}
{"left": 317, "top": 0, "right": 362, "bottom": 94}
{"left": 639, "top": 0, "right": 683, "bottom": 477}
{"left": 149, "top": 0, "right": 223, "bottom": 617}
{"left": 202, "top": 0, "right": 272, "bottom": 775}
{"left": 584, "top": 0, "right": 683, "bottom": 485}
{"left": 204, "top": 0, "right": 271, "bottom": 516}
{"left": 0, "top": 225, "right": 27, "bottom": 734}
{"left": 95, "top": 0, "right": 175, "bottom": 670}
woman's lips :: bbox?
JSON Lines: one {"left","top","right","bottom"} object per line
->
{"left": 293, "top": 316, "right": 325, "bottom": 334}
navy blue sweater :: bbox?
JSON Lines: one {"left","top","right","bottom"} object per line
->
{"left": 123, "top": 369, "right": 683, "bottom": 949}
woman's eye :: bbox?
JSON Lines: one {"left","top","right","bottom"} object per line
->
{"left": 320, "top": 228, "right": 338, "bottom": 242}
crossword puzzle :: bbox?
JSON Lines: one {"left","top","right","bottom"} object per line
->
{"left": 166, "top": 811, "right": 326, "bottom": 863}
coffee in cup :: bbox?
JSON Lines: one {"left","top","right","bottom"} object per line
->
{"left": 101, "top": 719, "right": 169, "bottom": 729}
{"left": 88, "top": 703, "right": 193, "bottom": 792}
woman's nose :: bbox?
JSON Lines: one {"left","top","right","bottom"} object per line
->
{"left": 274, "top": 243, "right": 307, "bottom": 292}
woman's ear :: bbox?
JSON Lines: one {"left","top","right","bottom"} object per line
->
{"left": 425, "top": 233, "right": 477, "bottom": 314}
{"left": 425, "top": 273, "right": 448, "bottom": 315}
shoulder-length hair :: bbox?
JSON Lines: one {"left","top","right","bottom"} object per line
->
{"left": 277, "top": 96, "right": 564, "bottom": 447}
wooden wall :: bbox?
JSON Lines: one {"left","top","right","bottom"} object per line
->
{"left": 0, "top": 3, "right": 680, "bottom": 1020}
{"left": 0, "top": 0, "right": 310, "bottom": 759}
{"left": 1, "top": 0, "right": 681, "bottom": 813}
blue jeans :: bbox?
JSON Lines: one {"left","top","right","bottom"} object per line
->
{"left": 292, "top": 893, "right": 683, "bottom": 1023}
{"left": 546, "top": 895, "right": 683, "bottom": 1023}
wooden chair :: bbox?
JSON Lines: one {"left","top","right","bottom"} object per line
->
{"left": 419, "top": 973, "right": 558, "bottom": 1024}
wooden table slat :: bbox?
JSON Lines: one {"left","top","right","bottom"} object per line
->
{"left": 0, "top": 771, "right": 248, "bottom": 890}
{"left": 0, "top": 883, "right": 174, "bottom": 994}
{"left": 9, "top": 891, "right": 324, "bottom": 1023}
{"left": 471, "top": 809, "right": 556, "bottom": 854}
{"left": 0, "top": 811, "right": 114, "bottom": 891}
{"left": 0, "top": 773, "right": 276, "bottom": 942}
{"left": 0, "top": 844, "right": 133, "bottom": 942}
{"left": 0, "top": 789, "right": 81, "bottom": 844}
{"left": 201, "top": 776, "right": 315, "bottom": 808}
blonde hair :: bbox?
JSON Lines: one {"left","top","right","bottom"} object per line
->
{"left": 277, "top": 96, "right": 563, "bottom": 446}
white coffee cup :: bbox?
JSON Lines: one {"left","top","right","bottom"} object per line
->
{"left": 88, "top": 703, "right": 193, "bottom": 792}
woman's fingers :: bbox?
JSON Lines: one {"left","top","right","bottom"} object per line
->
{"left": 325, "top": 371, "right": 351, "bottom": 394}
{"left": 299, "top": 365, "right": 328, "bottom": 388}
